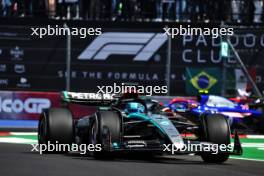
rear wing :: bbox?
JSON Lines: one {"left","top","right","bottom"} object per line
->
{"left": 61, "top": 91, "right": 117, "bottom": 106}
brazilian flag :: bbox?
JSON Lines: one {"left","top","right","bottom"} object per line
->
{"left": 185, "top": 68, "right": 222, "bottom": 95}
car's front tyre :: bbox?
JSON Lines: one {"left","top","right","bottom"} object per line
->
{"left": 88, "top": 110, "right": 121, "bottom": 158}
{"left": 200, "top": 114, "right": 230, "bottom": 163}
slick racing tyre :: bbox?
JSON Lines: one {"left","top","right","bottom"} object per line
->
{"left": 200, "top": 114, "right": 230, "bottom": 163}
{"left": 258, "top": 108, "right": 264, "bottom": 134}
{"left": 88, "top": 110, "right": 121, "bottom": 158}
{"left": 259, "top": 116, "right": 264, "bottom": 134}
{"left": 38, "top": 108, "right": 73, "bottom": 153}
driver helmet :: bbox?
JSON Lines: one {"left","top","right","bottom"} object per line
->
{"left": 125, "top": 102, "right": 145, "bottom": 114}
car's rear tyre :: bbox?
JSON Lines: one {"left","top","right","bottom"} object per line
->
{"left": 200, "top": 114, "right": 230, "bottom": 163}
{"left": 88, "top": 110, "right": 121, "bottom": 158}
{"left": 258, "top": 108, "right": 264, "bottom": 134}
{"left": 38, "top": 108, "right": 73, "bottom": 153}
{"left": 259, "top": 117, "right": 264, "bottom": 134}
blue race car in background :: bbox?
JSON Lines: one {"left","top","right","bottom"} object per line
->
{"left": 168, "top": 94, "right": 263, "bottom": 132}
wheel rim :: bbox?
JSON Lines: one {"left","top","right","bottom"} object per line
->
{"left": 38, "top": 117, "right": 46, "bottom": 144}
{"left": 90, "top": 121, "right": 98, "bottom": 145}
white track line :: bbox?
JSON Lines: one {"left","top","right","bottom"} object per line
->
{"left": 246, "top": 135, "right": 264, "bottom": 139}
{"left": 0, "top": 137, "right": 37, "bottom": 144}
{"left": 7, "top": 133, "right": 264, "bottom": 139}
{"left": 7, "top": 133, "right": 264, "bottom": 138}
{"left": 10, "top": 132, "right": 37, "bottom": 136}
{"left": 230, "top": 157, "right": 264, "bottom": 162}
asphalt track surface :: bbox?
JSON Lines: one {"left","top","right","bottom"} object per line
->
{"left": 0, "top": 143, "right": 263, "bottom": 176}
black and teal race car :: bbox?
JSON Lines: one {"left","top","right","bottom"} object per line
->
{"left": 38, "top": 92, "right": 242, "bottom": 163}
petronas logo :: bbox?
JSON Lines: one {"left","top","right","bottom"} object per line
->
{"left": 190, "top": 71, "right": 217, "bottom": 90}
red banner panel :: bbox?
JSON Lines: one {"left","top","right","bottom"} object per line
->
{"left": 0, "top": 91, "right": 96, "bottom": 120}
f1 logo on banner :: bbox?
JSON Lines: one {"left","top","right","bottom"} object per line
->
{"left": 78, "top": 32, "right": 168, "bottom": 61}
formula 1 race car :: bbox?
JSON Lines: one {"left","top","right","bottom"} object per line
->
{"left": 168, "top": 94, "right": 263, "bottom": 132}
{"left": 38, "top": 92, "right": 242, "bottom": 163}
